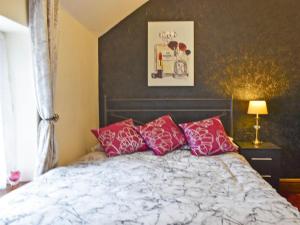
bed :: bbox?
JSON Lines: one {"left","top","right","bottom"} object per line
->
{"left": 0, "top": 97, "right": 299, "bottom": 225}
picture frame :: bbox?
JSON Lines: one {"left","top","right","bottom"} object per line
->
{"left": 148, "top": 21, "right": 194, "bottom": 86}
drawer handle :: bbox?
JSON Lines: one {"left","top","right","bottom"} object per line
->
{"left": 251, "top": 157, "right": 272, "bottom": 161}
{"left": 261, "top": 175, "right": 272, "bottom": 178}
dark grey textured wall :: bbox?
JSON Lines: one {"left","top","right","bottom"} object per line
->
{"left": 99, "top": 0, "right": 300, "bottom": 177}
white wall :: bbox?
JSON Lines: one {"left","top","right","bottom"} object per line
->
{"left": 56, "top": 8, "right": 99, "bottom": 166}
{"left": 0, "top": 0, "right": 28, "bottom": 26}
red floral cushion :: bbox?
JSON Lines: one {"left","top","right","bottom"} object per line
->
{"left": 179, "top": 116, "right": 238, "bottom": 156}
{"left": 135, "top": 115, "right": 186, "bottom": 155}
{"left": 91, "top": 119, "right": 148, "bottom": 157}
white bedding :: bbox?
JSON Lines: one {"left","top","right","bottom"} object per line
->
{"left": 0, "top": 150, "right": 299, "bottom": 225}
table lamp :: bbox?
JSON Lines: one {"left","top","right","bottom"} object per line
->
{"left": 247, "top": 100, "right": 268, "bottom": 145}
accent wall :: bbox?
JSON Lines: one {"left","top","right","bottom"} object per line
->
{"left": 99, "top": 0, "right": 300, "bottom": 177}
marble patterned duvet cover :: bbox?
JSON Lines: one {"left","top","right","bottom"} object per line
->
{"left": 0, "top": 150, "right": 299, "bottom": 225}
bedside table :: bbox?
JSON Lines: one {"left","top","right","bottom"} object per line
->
{"left": 236, "top": 141, "right": 281, "bottom": 190}
{"left": 0, "top": 182, "right": 28, "bottom": 198}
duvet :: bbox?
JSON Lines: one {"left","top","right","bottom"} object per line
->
{"left": 0, "top": 150, "right": 299, "bottom": 225}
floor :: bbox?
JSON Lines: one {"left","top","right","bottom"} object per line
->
{"left": 280, "top": 192, "right": 300, "bottom": 210}
{"left": 0, "top": 182, "right": 28, "bottom": 198}
{"left": 279, "top": 179, "right": 300, "bottom": 211}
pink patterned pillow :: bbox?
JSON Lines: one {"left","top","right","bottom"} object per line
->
{"left": 179, "top": 116, "right": 238, "bottom": 156}
{"left": 91, "top": 119, "right": 148, "bottom": 157}
{"left": 135, "top": 115, "right": 186, "bottom": 156}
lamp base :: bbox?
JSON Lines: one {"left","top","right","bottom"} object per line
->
{"left": 252, "top": 114, "right": 263, "bottom": 146}
{"left": 253, "top": 139, "right": 263, "bottom": 146}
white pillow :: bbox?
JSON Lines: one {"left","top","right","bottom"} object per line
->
{"left": 228, "top": 136, "right": 239, "bottom": 149}
{"left": 77, "top": 151, "right": 107, "bottom": 163}
{"left": 90, "top": 143, "right": 104, "bottom": 152}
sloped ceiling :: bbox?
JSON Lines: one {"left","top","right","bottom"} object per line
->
{"left": 60, "top": 0, "right": 148, "bottom": 37}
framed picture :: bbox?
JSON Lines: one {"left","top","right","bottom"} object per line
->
{"left": 148, "top": 21, "right": 194, "bottom": 86}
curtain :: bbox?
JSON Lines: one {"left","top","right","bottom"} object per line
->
{"left": 0, "top": 32, "right": 16, "bottom": 188}
{"left": 29, "top": 0, "right": 60, "bottom": 177}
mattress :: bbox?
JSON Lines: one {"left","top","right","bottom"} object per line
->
{"left": 0, "top": 149, "right": 299, "bottom": 225}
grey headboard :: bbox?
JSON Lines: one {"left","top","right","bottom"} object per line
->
{"left": 101, "top": 96, "right": 234, "bottom": 137}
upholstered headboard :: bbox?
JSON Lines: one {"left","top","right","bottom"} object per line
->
{"left": 101, "top": 96, "right": 234, "bottom": 137}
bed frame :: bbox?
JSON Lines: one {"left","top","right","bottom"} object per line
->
{"left": 102, "top": 96, "right": 234, "bottom": 137}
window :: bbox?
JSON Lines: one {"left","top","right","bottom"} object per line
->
{"left": 0, "top": 32, "right": 9, "bottom": 188}
{"left": 0, "top": 16, "right": 37, "bottom": 188}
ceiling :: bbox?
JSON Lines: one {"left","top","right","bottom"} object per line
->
{"left": 60, "top": 0, "right": 148, "bottom": 37}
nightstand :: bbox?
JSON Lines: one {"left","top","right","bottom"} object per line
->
{"left": 0, "top": 182, "right": 28, "bottom": 198}
{"left": 236, "top": 141, "right": 281, "bottom": 190}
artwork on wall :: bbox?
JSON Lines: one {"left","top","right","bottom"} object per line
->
{"left": 148, "top": 21, "right": 194, "bottom": 86}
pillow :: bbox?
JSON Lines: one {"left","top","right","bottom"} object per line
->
{"left": 77, "top": 151, "right": 107, "bottom": 163}
{"left": 228, "top": 136, "right": 239, "bottom": 149}
{"left": 135, "top": 115, "right": 186, "bottom": 155}
{"left": 90, "top": 143, "right": 103, "bottom": 152}
{"left": 179, "top": 116, "right": 238, "bottom": 156}
{"left": 91, "top": 119, "right": 148, "bottom": 157}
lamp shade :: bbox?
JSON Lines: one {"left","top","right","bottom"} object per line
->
{"left": 247, "top": 100, "right": 268, "bottom": 115}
